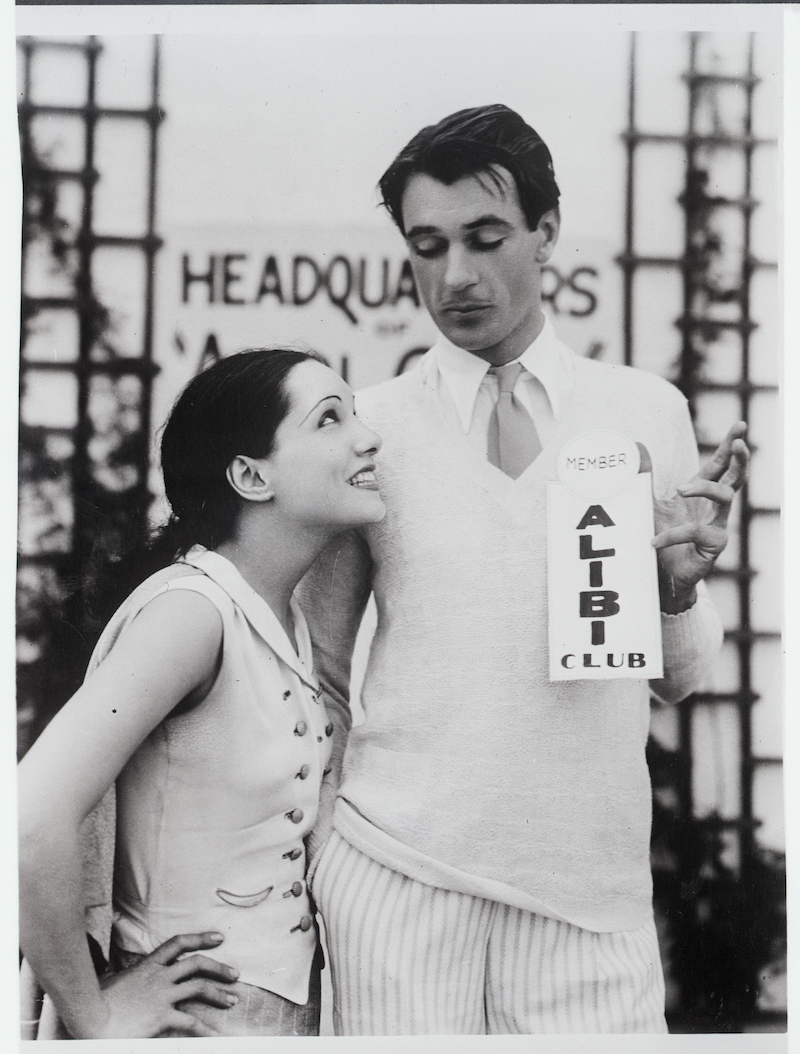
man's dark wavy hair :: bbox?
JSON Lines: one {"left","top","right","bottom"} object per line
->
{"left": 379, "top": 104, "right": 561, "bottom": 235}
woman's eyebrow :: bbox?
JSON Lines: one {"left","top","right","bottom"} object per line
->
{"left": 301, "top": 394, "right": 343, "bottom": 424}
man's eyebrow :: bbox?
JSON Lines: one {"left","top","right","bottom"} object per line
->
{"left": 301, "top": 394, "right": 343, "bottom": 423}
{"left": 406, "top": 224, "right": 441, "bottom": 239}
{"left": 463, "top": 215, "right": 513, "bottom": 231}
{"left": 406, "top": 215, "right": 512, "bottom": 240}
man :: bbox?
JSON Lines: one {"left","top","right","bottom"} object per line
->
{"left": 300, "top": 105, "right": 748, "bottom": 1035}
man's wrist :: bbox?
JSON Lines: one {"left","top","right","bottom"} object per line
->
{"left": 660, "top": 586, "right": 698, "bottom": 615}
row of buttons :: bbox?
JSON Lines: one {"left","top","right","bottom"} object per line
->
{"left": 283, "top": 687, "right": 323, "bottom": 704}
{"left": 293, "top": 763, "right": 333, "bottom": 780}
{"left": 284, "top": 692, "right": 329, "bottom": 935}
{"left": 278, "top": 684, "right": 319, "bottom": 937}
{"left": 294, "top": 721, "right": 335, "bottom": 738}
{"left": 277, "top": 852, "right": 310, "bottom": 935}
{"left": 290, "top": 709, "right": 331, "bottom": 783}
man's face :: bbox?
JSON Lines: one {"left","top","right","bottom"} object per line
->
{"left": 400, "top": 167, "right": 559, "bottom": 366}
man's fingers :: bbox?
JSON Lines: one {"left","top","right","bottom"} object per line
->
{"left": 169, "top": 954, "right": 239, "bottom": 984}
{"left": 653, "top": 523, "right": 727, "bottom": 554}
{"left": 676, "top": 480, "right": 736, "bottom": 528}
{"left": 147, "top": 932, "right": 225, "bottom": 966}
{"left": 174, "top": 977, "right": 240, "bottom": 1009}
{"left": 677, "top": 478, "right": 735, "bottom": 506}
{"left": 697, "top": 421, "right": 748, "bottom": 483}
{"left": 718, "top": 436, "right": 750, "bottom": 491}
{"left": 164, "top": 1010, "right": 220, "bottom": 1038}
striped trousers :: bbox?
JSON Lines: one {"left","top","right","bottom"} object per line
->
{"left": 313, "top": 830, "right": 668, "bottom": 1035}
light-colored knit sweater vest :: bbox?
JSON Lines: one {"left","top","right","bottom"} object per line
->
{"left": 334, "top": 352, "right": 713, "bottom": 932}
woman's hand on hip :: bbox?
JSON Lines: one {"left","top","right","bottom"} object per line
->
{"left": 97, "top": 932, "right": 239, "bottom": 1038}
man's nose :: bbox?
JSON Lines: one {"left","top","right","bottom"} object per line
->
{"left": 443, "top": 246, "right": 479, "bottom": 291}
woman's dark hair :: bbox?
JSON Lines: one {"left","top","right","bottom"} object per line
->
{"left": 379, "top": 104, "right": 560, "bottom": 235}
{"left": 82, "top": 348, "right": 315, "bottom": 637}
{"left": 159, "top": 347, "right": 315, "bottom": 556}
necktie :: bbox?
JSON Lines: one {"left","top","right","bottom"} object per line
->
{"left": 486, "top": 362, "right": 542, "bottom": 479}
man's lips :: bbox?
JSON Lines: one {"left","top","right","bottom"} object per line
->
{"left": 441, "top": 303, "right": 492, "bottom": 316}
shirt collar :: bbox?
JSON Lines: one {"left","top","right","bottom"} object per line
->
{"left": 432, "top": 313, "right": 568, "bottom": 433}
{"left": 180, "top": 546, "right": 318, "bottom": 690}
{"left": 517, "top": 314, "right": 569, "bottom": 421}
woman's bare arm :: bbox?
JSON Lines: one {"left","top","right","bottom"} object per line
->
{"left": 18, "top": 588, "right": 237, "bottom": 1039}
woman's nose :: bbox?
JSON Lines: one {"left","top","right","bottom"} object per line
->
{"left": 355, "top": 419, "right": 382, "bottom": 456}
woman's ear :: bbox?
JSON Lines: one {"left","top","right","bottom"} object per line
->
{"left": 226, "top": 456, "right": 275, "bottom": 502}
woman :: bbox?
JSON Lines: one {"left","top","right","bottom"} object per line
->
{"left": 18, "top": 348, "right": 384, "bottom": 1039}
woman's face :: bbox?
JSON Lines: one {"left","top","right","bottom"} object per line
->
{"left": 263, "top": 359, "right": 385, "bottom": 531}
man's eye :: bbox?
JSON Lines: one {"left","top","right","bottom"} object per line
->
{"left": 472, "top": 235, "right": 505, "bottom": 251}
{"left": 319, "top": 409, "right": 339, "bottom": 427}
{"left": 410, "top": 239, "right": 446, "bottom": 259}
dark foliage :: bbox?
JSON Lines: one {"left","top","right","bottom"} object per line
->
{"left": 648, "top": 734, "right": 786, "bottom": 1031}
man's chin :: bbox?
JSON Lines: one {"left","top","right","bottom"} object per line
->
{"left": 437, "top": 320, "right": 495, "bottom": 354}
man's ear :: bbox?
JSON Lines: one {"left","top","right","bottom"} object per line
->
{"left": 226, "top": 455, "right": 275, "bottom": 502}
{"left": 533, "top": 208, "right": 560, "bottom": 263}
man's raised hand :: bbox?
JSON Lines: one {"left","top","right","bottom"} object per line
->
{"left": 649, "top": 421, "right": 749, "bottom": 614}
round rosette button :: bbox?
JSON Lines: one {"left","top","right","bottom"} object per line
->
{"left": 557, "top": 430, "right": 641, "bottom": 500}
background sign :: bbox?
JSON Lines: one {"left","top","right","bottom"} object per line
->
{"left": 152, "top": 224, "right": 621, "bottom": 457}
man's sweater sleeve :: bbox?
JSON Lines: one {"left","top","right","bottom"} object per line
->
{"left": 648, "top": 386, "right": 725, "bottom": 704}
{"left": 295, "top": 528, "right": 374, "bottom": 864}
{"left": 650, "top": 583, "right": 724, "bottom": 703}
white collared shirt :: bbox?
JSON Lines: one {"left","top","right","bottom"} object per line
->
{"left": 431, "top": 314, "right": 576, "bottom": 459}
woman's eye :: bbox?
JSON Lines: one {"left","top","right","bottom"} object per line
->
{"left": 319, "top": 409, "right": 339, "bottom": 427}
